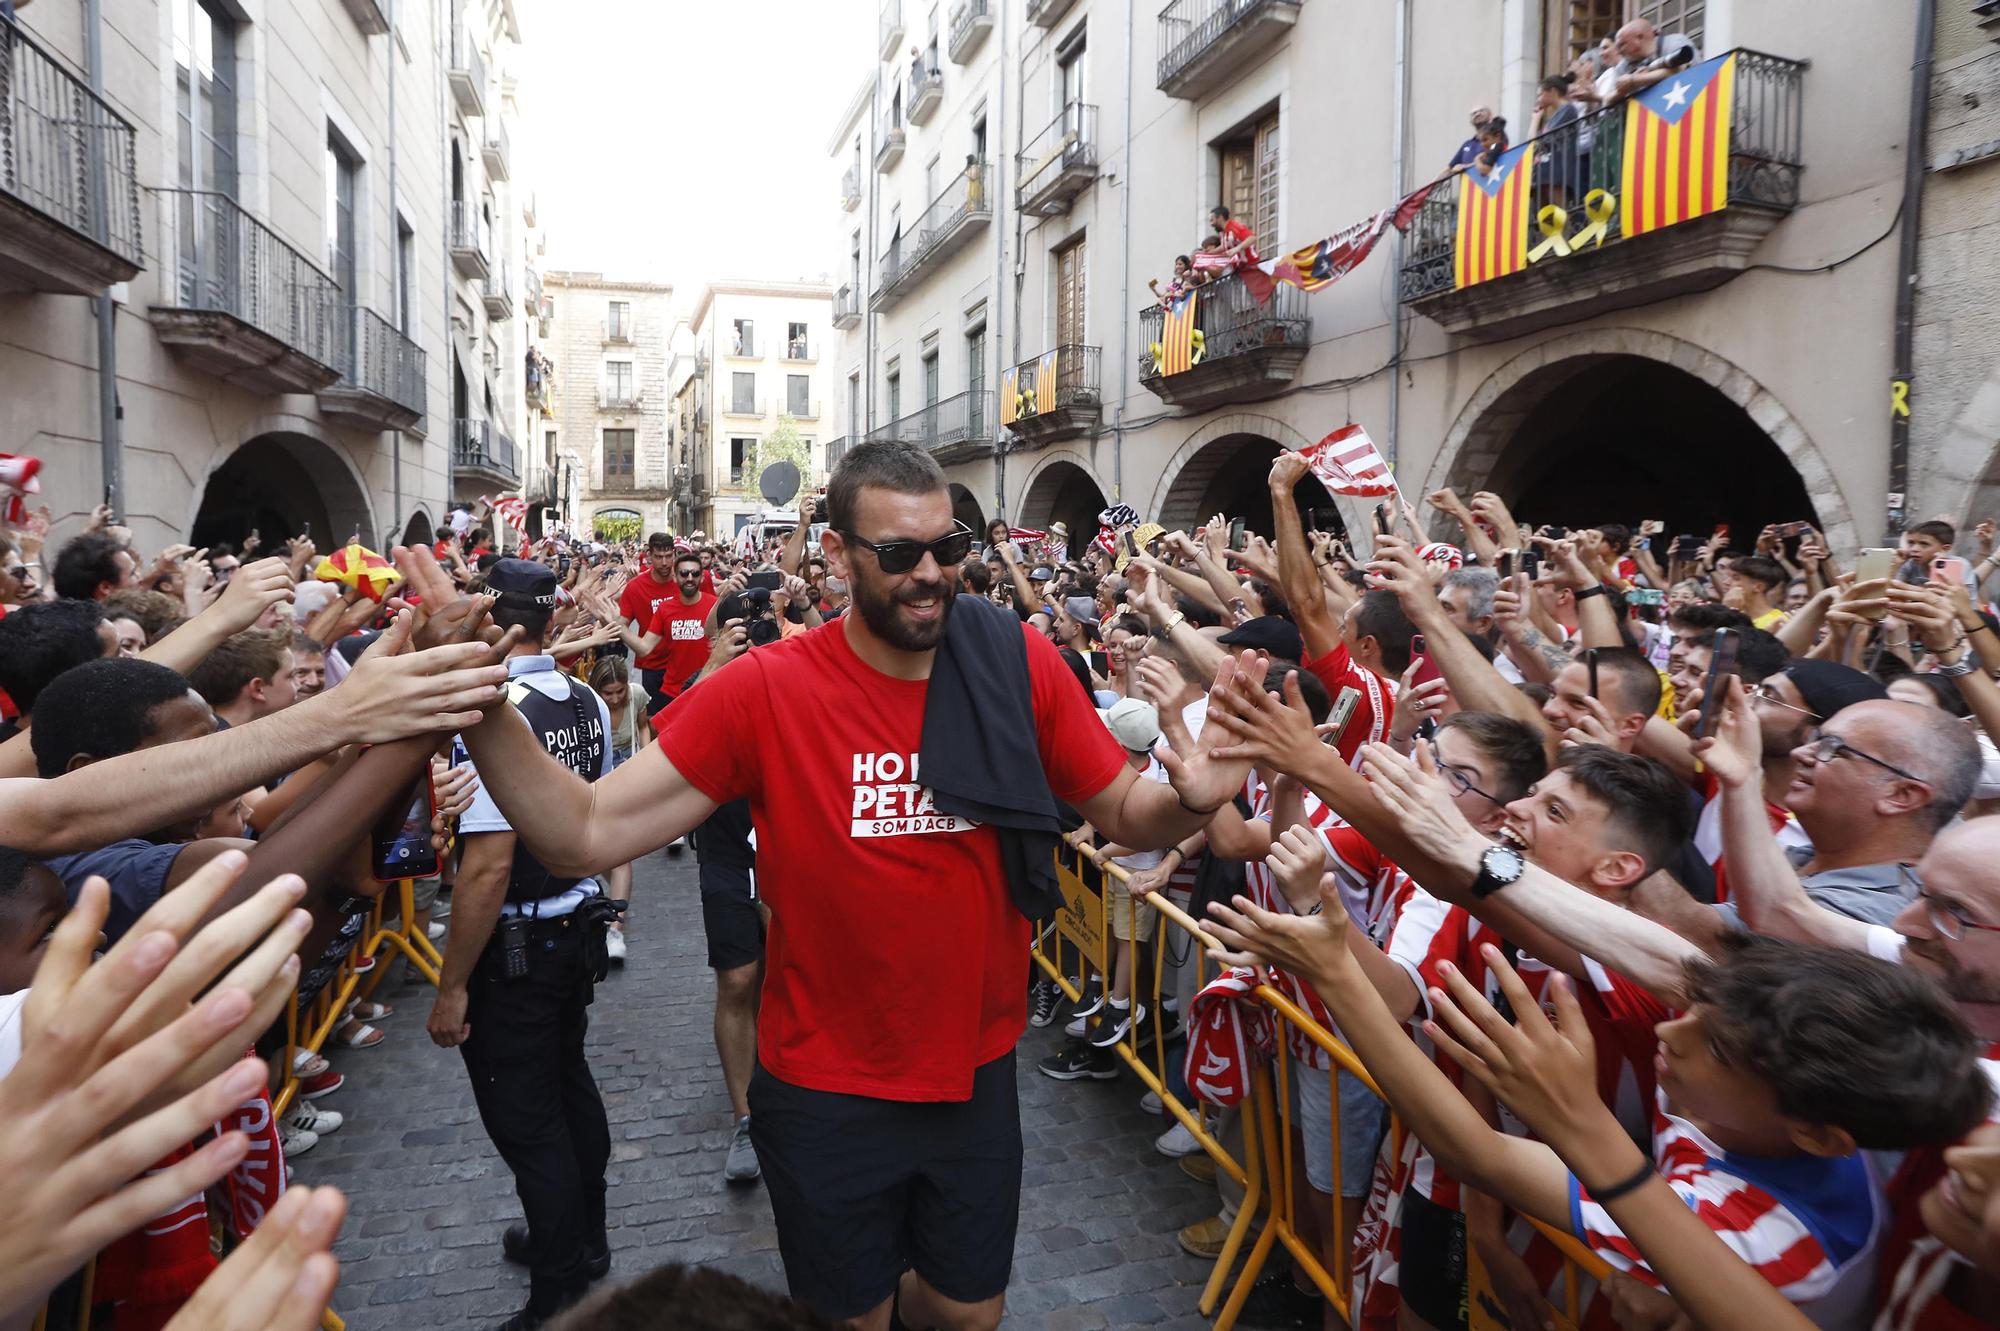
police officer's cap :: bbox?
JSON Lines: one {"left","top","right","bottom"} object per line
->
{"left": 486, "top": 558, "right": 559, "bottom": 608}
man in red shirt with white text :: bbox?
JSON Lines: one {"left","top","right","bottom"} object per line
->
{"left": 403, "top": 441, "right": 1252, "bottom": 1331}
{"left": 615, "top": 533, "right": 686, "bottom": 719}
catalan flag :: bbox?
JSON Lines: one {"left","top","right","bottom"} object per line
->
{"left": 1000, "top": 364, "right": 1020, "bottom": 426}
{"left": 1452, "top": 142, "right": 1536, "bottom": 290}
{"left": 1622, "top": 52, "right": 1737, "bottom": 239}
{"left": 1033, "top": 348, "right": 1060, "bottom": 413}
{"left": 1157, "top": 291, "right": 1199, "bottom": 376}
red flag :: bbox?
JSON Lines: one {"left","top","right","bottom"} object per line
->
{"left": 1249, "top": 184, "right": 1439, "bottom": 305}
{"left": 1301, "top": 425, "right": 1395, "bottom": 498}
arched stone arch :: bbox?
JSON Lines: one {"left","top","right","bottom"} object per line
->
{"left": 1416, "top": 329, "right": 1857, "bottom": 555}
{"left": 1148, "top": 411, "right": 1373, "bottom": 540}
{"left": 401, "top": 509, "right": 436, "bottom": 546}
{"left": 948, "top": 483, "right": 986, "bottom": 538}
{"left": 189, "top": 419, "right": 378, "bottom": 549}
{"left": 1014, "top": 449, "right": 1110, "bottom": 529}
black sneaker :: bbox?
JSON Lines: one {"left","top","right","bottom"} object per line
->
{"left": 1037, "top": 1042, "right": 1119, "bottom": 1081}
{"left": 1089, "top": 1000, "right": 1145, "bottom": 1049}
{"left": 1028, "top": 979, "right": 1061, "bottom": 1028}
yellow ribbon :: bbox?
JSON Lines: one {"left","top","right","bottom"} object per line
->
{"left": 1527, "top": 205, "right": 1573, "bottom": 262}
{"left": 1020, "top": 387, "right": 1038, "bottom": 418}
{"left": 1891, "top": 379, "right": 1911, "bottom": 419}
{"left": 1570, "top": 190, "right": 1617, "bottom": 249}
{"left": 1190, "top": 329, "right": 1207, "bottom": 365}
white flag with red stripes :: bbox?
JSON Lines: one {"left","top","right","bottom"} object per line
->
{"left": 1301, "top": 425, "right": 1395, "bottom": 498}
{"left": 485, "top": 494, "right": 530, "bottom": 543}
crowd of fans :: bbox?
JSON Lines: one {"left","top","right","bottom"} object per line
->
{"left": 4, "top": 425, "right": 2000, "bottom": 1331}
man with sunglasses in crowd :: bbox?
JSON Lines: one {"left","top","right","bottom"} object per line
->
{"left": 405, "top": 440, "right": 1250, "bottom": 1331}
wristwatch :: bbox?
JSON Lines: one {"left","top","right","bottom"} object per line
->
{"left": 1470, "top": 843, "right": 1526, "bottom": 898}
{"left": 1153, "top": 611, "right": 1186, "bottom": 642}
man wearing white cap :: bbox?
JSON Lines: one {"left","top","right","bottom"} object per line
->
{"left": 1040, "top": 698, "right": 1173, "bottom": 1080}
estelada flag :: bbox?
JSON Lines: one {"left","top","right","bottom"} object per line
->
{"left": 1000, "top": 364, "right": 1020, "bottom": 426}
{"left": 1157, "top": 291, "right": 1199, "bottom": 376}
{"left": 1301, "top": 425, "right": 1395, "bottom": 498}
{"left": 314, "top": 540, "right": 399, "bottom": 601}
{"left": 1453, "top": 142, "right": 1536, "bottom": 290}
{"left": 1622, "top": 52, "right": 1737, "bottom": 239}
{"left": 1267, "top": 184, "right": 1437, "bottom": 298}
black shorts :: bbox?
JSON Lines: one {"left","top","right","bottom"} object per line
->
{"left": 698, "top": 861, "right": 764, "bottom": 971}
{"left": 1398, "top": 1187, "right": 1469, "bottom": 1331}
{"left": 749, "top": 1052, "right": 1022, "bottom": 1320}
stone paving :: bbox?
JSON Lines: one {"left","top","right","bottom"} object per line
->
{"left": 296, "top": 849, "right": 1253, "bottom": 1330}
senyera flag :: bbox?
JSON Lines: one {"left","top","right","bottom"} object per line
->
{"left": 1301, "top": 425, "right": 1395, "bottom": 498}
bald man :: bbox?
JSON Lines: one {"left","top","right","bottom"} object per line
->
{"left": 1610, "top": 19, "right": 1700, "bottom": 101}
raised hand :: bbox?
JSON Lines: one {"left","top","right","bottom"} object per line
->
{"left": 1201, "top": 875, "right": 1354, "bottom": 986}
{"left": 1358, "top": 742, "right": 1487, "bottom": 873}
{"left": 163, "top": 1185, "right": 345, "bottom": 1331}
{"left": 332, "top": 609, "right": 510, "bottom": 741}
{"left": 1203, "top": 657, "right": 1324, "bottom": 784}
{"left": 1266, "top": 823, "right": 1329, "bottom": 912}
{"left": 431, "top": 758, "right": 481, "bottom": 821}
{"left": 1157, "top": 649, "right": 1261, "bottom": 814}
{"left": 1268, "top": 450, "right": 1311, "bottom": 492}
{"left": 1687, "top": 676, "right": 1759, "bottom": 790}
{"left": 211, "top": 556, "right": 296, "bottom": 634}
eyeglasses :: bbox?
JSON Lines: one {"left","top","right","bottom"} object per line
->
{"left": 1901, "top": 864, "right": 2000, "bottom": 940}
{"left": 1805, "top": 733, "right": 1925, "bottom": 785}
{"left": 1429, "top": 738, "right": 1505, "bottom": 807}
{"left": 3, "top": 565, "right": 31, "bottom": 581}
{"left": 839, "top": 522, "right": 973, "bottom": 575}
{"left": 1751, "top": 683, "right": 1821, "bottom": 722}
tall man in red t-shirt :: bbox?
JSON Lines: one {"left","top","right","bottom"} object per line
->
{"left": 597, "top": 550, "right": 716, "bottom": 711}
{"left": 616, "top": 533, "right": 685, "bottom": 718}
{"left": 411, "top": 442, "right": 1254, "bottom": 1331}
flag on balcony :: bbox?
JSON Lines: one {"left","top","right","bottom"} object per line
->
{"left": 1259, "top": 184, "right": 1438, "bottom": 303}
{"left": 1000, "top": 365, "right": 1021, "bottom": 426}
{"left": 1156, "top": 292, "right": 1200, "bottom": 376}
{"left": 1301, "top": 425, "right": 1395, "bottom": 498}
{"left": 1031, "top": 348, "right": 1061, "bottom": 416}
{"left": 1452, "top": 143, "right": 1537, "bottom": 290}
{"left": 1622, "top": 52, "right": 1738, "bottom": 239}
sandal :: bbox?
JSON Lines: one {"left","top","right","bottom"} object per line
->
{"left": 334, "top": 1020, "right": 385, "bottom": 1049}
{"left": 349, "top": 1001, "right": 394, "bottom": 1022}
{"left": 291, "top": 1050, "right": 330, "bottom": 1077}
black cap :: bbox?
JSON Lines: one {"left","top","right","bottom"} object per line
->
{"left": 1782, "top": 659, "right": 1888, "bottom": 722}
{"left": 486, "top": 558, "right": 558, "bottom": 607}
{"left": 1218, "top": 615, "right": 1304, "bottom": 662}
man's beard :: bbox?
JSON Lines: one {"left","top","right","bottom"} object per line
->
{"left": 851, "top": 564, "right": 955, "bottom": 651}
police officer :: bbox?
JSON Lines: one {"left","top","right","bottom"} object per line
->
{"left": 427, "top": 558, "right": 622, "bottom": 1331}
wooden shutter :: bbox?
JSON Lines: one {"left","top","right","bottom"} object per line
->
{"left": 1055, "top": 237, "right": 1086, "bottom": 349}
{"left": 1252, "top": 112, "right": 1280, "bottom": 246}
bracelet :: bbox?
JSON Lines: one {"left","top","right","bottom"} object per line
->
{"left": 1935, "top": 654, "right": 1979, "bottom": 678}
{"left": 1177, "top": 792, "right": 1226, "bottom": 817}
{"left": 1970, "top": 620, "right": 1995, "bottom": 636}
{"left": 1154, "top": 611, "right": 1186, "bottom": 641}
{"left": 1588, "top": 1157, "right": 1659, "bottom": 1205}
{"left": 1574, "top": 585, "right": 1610, "bottom": 602}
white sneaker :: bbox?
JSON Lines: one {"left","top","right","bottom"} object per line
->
{"left": 285, "top": 1103, "right": 343, "bottom": 1137}
{"left": 426, "top": 921, "right": 446, "bottom": 942}
{"left": 280, "top": 1127, "right": 319, "bottom": 1159}
{"left": 1139, "top": 1090, "right": 1163, "bottom": 1115}
{"left": 1156, "top": 1121, "right": 1201, "bottom": 1159}
{"left": 605, "top": 927, "right": 627, "bottom": 964}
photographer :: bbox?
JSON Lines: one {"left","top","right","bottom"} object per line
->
{"left": 1609, "top": 18, "right": 1699, "bottom": 101}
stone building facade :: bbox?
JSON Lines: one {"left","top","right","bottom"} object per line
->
{"left": 540, "top": 272, "right": 674, "bottom": 538}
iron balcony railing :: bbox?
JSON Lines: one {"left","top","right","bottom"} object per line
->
{"left": 1400, "top": 49, "right": 1807, "bottom": 303}
{"left": 1158, "top": 0, "right": 1298, "bottom": 89}
{"left": 1008, "top": 344, "right": 1101, "bottom": 413}
{"left": 450, "top": 200, "right": 489, "bottom": 258}
{"left": 523, "top": 265, "right": 542, "bottom": 311}
{"left": 484, "top": 269, "right": 512, "bottom": 308}
{"left": 841, "top": 164, "right": 862, "bottom": 208}
{"left": 1017, "top": 101, "right": 1098, "bottom": 204}
{"left": 880, "top": 0, "right": 904, "bottom": 52}
{"left": 157, "top": 188, "right": 341, "bottom": 367}
{"left": 909, "top": 60, "right": 942, "bottom": 105}
{"left": 724, "top": 395, "right": 766, "bottom": 416}
{"left": 453, "top": 418, "right": 517, "bottom": 479}
{"left": 333, "top": 307, "right": 427, "bottom": 422}
{"left": 833, "top": 284, "right": 862, "bottom": 322}
{"left": 1, "top": 14, "right": 145, "bottom": 268}
{"left": 878, "top": 158, "right": 990, "bottom": 290}
{"left": 865, "top": 389, "right": 995, "bottom": 453}
{"left": 448, "top": 19, "right": 486, "bottom": 105}
{"left": 598, "top": 385, "right": 643, "bottom": 410}
{"left": 785, "top": 337, "right": 813, "bottom": 361}
{"left": 783, "top": 398, "right": 820, "bottom": 419}
{"left": 826, "top": 437, "right": 848, "bottom": 471}
{"left": 1136, "top": 269, "right": 1310, "bottom": 378}
{"left": 949, "top": 0, "right": 991, "bottom": 56}
{"left": 482, "top": 115, "right": 510, "bottom": 168}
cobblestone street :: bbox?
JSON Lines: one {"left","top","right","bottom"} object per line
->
{"left": 297, "top": 850, "right": 1234, "bottom": 1329}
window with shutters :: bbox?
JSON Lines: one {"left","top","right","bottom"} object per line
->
{"left": 922, "top": 351, "right": 940, "bottom": 407}
{"left": 1632, "top": 0, "right": 1703, "bottom": 48}
{"left": 1541, "top": 0, "right": 1703, "bottom": 72}
{"left": 603, "top": 429, "right": 635, "bottom": 488}
{"left": 787, "top": 374, "right": 811, "bottom": 416}
{"left": 731, "top": 371, "right": 756, "bottom": 414}
{"left": 966, "top": 326, "right": 986, "bottom": 434}
{"left": 1054, "top": 236, "right": 1086, "bottom": 349}
{"left": 1216, "top": 110, "right": 1280, "bottom": 251}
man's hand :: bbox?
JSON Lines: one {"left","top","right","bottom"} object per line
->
{"left": 1202, "top": 876, "right": 1355, "bottom": 989}
{"left": 1388, "top": 662, "right": 1451, "bottom": 749}
{"left": 163, "top": 1186, "right": 345, "bottom": 1331}
{"left": 432, "top": 758, "right": 480, "bottom": 821}
{"left": 707, "top": 618, "right": 750, "bottom": 670}
{"left": 1561, "top": 694, "right": 1621, "bottom": 750}
{"left": 1157, "top": 649, "right": 1262, "bottom": 812}
{"left": 1356, "top": 742, "right": 1487, "bottom": 878}
{"left": 1602, "top": 1273, "right": 1692, "bottom": 1331}
{"left": 1124, "top": 862, "right": 1174, "bottom": 901}
{"left": 1131, "top": 655, "right": 1190, "bottom": 714}
{"left": 427, "top": 985, "right": 471, "bottom": 1048}
{"left": 210, "top": 557, "right": 295, "bottom": 635}
{"left": 1204, "top": 660, "right": 1324, "bottom": 784}
{"left": 1886, "top": 581, "right": 1962, "bottom": 654}
{"left": 1268, "top": 450, "right": 1311, "bottom": 494}
{"left": 1469, "top": 492, "right": 1522, "bottom": 549}
{"left": 1365, "top": 536, "right": 1448, "bottom": 625}
{"left": 1266, "top": 823, "right": 1329, "bottom": 912}
{"left": 1548, "top": 538, "right": 1597, "bottom": 592}
{"left": 330, "top": 610, "right": 510, "bottom": 741}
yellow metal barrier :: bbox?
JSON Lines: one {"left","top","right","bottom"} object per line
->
{"left": 1039, "top": 836, "right": 1614, "bottom": 1330}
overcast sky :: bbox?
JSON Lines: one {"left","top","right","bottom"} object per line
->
{"left": 515, "top": 0, "right": 874, "bottom": 292}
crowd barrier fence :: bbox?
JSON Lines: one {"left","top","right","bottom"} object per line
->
{"left": 1036, "top": 835, "right": 1611, "bottom": 1331}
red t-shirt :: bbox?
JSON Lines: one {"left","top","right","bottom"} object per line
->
{"left": 645, "top": 591, "right": 717, "bottom": 698}
{"left": 618, "top": 570, "right": 683, "bottom": 670}
{"left": 1302, "top": 641, "right": 1396, "bottom": 768}
{"left": 658, "top": 619, "right": 1126, "bottom": 1100}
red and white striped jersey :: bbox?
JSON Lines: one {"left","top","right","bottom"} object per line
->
{"left": 1323, "top": 822, "right": 1419, "bottom": 945}
{"left": 1302, "top": 641, "right": 1397, "bottom": 768}
{"left": 1240, "top": 774, "right": 1344, "bottom": 918}
{"left": 1692, "top": 773, "right": 1812, "bottom": 905}
{"left": 1572, "top": 1090, "right": 1884, "bottom": 1324}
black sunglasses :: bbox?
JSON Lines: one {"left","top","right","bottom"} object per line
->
{"left": 840, "top": 523, "right": 974, "bottom": 575}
